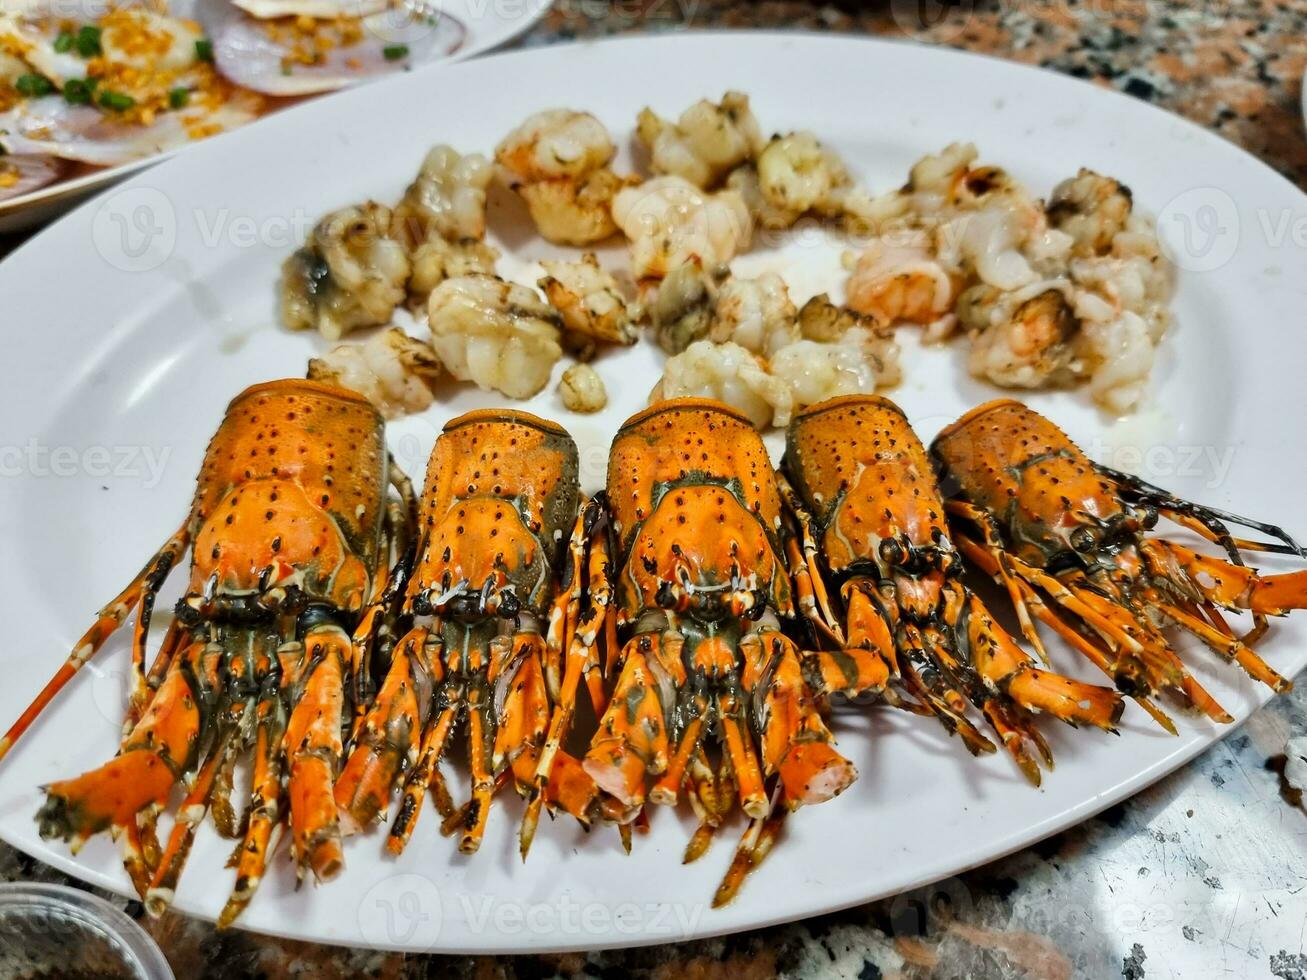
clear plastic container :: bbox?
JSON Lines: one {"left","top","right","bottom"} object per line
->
{"left": 0, "top": 882, "right": 173, "bottom": 980}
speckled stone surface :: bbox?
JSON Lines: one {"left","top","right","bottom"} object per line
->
{"left": 4, "top": 3, "right": 1307, "bottom": 978}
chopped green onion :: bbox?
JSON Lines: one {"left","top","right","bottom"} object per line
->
{"left": 382, "top": 44, "right": 409, "bottom": 61}
{"left": 98, "top": 89, "right": 135, "bottom": 111}
{"left": 15, "top": 74, "right": 54, "bottom": 97}
{"left": 168, "top": 86, "right": 190, "bottom": 109}
{"left": 62, "top": 78, "right": 93, "bottom": 104}
{"left": 53, "top": 31, "right": 74, "bottom": 53}
{"left": 194, "top": 38, "right": 213, "bottom": 62}
{"left": 74, "top": 24, "right": 101, "bottom": 58}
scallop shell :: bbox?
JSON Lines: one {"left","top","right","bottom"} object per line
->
{"left": 0, "top": 92, "right": 260, "bottom": 165}
{"left": 231, "top": 0, "right": 390, "bottom": 19}
{"left": 200, "top": 0, "right": 465, "bottom": 96}
{"left": 0, "top": 152, "right": 66, "bottom": 200}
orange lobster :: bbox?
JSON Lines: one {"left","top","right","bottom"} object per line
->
{"left": 0, "top": 380, "right": 413, "bottom": 927}
{"left": 578, "top": 399, "right": 879, "bottom": 906}
{"left": 335, "top": 408, "right": 600, "bottom": 859}
{"left": 780, "top": 395, "right": 1124, "bottom": 783}
{"left": 932, "top": 399, "right": 1307, "bottom": 728}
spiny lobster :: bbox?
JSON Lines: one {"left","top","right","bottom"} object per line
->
{"left": 780, "top": 395, "right": 1124, "bottom": 783}
{"left": 578, "top": 398, "right": 884, "bottom": 905}
{"left": 335, "top": 407, "right": 601, "bottom": 860}
{"left": 931, "top": 398, "right": 1307, "bottom": 728}
{"left": 0, "top": 379, "right": 414, "bottom": 926}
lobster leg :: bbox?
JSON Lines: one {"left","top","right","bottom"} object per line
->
{"left": 896, "top": 640, "right": 996, "bottom": 757}
{"left": 0, "top": 523, "right": 190, "bottom": 763}
{"left": 995, "top": 554, "right": 1185, "bottom": 695}
{"left": 650, "top": 680, "right": 710, "bottom": 809}
{"left": 525, "top": 505, "right": 609, "bottom": 856}
{"left": 1096, "top": 462, "right": 1306, "bottom": 558}
{"left": 1145, "top": 539, "right": 1307, "bottom": 618}
{"left": 718, "top": 682, "right": 768, "bottom": 820}
{"left": 1145, "top": 589, "right": 1290, "bottom": 693}
{"left": 146, "top": 720, "right": 242, "bottom": 916}
{"left": 545, "top": 501, "right": 594, "bottom": 699}
{"left": 945, "top": 501, "right": 1049, "bottom": 663}
{"left": 583, "top": 632, "right": 678, "bottom": 814}
{"left": 682, "top": 748, "right": 733, "bottom": 864}
{"left": 285, "top": 624, "right": 351, "bottom": 884}
{"left": 121, "top": 809, "right": 157, "bottom": 898}
{"left": 713, "top": 801, "right": 786, "bottom": 909}
{"left": 124, "top": 619, "right": 192, "bottom": 737}
{"left": 460, "top": 677, "right": 496, "bottom": 855}
{"left": 496, "top": 634, "right": 551, "bottom": 857}
{"left": 37, "top": 638, "right": 209, "bottom": 848}
{"left": 387, "top": 456, "right": 419, "bottom": 558}
{"left": 956, "top": 587, "right": 1124, "bottom": 731}
{"left": 336, "top": 626, "right": 428, "bottom": 833}
{"left": 953, "top": 530, "right": 1181, "bottom": 732}
{"left": 349, "top": 545, "right": 412, "bottom": 736}
{"left": 843, "top": 581, "right": 900, "bottom": 679}
{"left": 387, "top": 705, "right": 457, "bottom": 855}
{"left": 743, "top": 629, "right": 857, "bottom": 809}
{"left": 777, "top": 475, "right": 845, "bottom": 645}
{"left": 218, "top": 653, "right": 288, "bottom": 930}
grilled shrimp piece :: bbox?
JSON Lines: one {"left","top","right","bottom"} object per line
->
{"left": 518, "top": 168, "right": 638, "bottom": 246}
{"left": 962, "top": 283, "right": 1082, "bottom": 390}
{"left": 636, "top": 90, "right": 766, "bottom": 189}
{"left": 782, "top": 395, "right": 1124, "bottom": 785}
{"left": 538, "top": 253, "right": 637, "bottom": 346}
{"left": 645, "top": 258, "right": 724, "bottom": 354}
{"left": 496, "top": 109, "right": 632, "bottom": 245}
{"left": 281, "top": 202, "right": 410, "bottom": 339}
{"left": 934, "top": 399, "right": 1307, "bottom": 728}
{"left": 755, "top": 132, "right": 850, "bottom": 218}
{"left": 794, "top": 293, "right": 875, "bottom": 342}
{"left": 389, "top": 145, "right": 497, "bottom": 302}
{"left": 725, "top": 164, "right": 810, "bottom": 231}
{"left": 497, "top": 109, "right": 614, "bottom": 182}
{"left": 652, "top": 340, "right": 790, "bottom": 429}
{"left": 1047, "top": 169, "right": 1134, "bottom": 256}
{"left": 769, "top": 328, "right": 901, "bottom": 413}
{"left": 427, "top": 274, "right": 562, "bottom": 399}
{"left": 845, "top": 230, "right": 959, "bottom": 337}
{"left": 708, "top": 273, "right": 799, "bottom": 356}
{"left": 393, "top": 145, "right": 494, "bottom": 247}
{"left": 307, "top": 327, "right": 442, "bottom": 419}
{"left": 612, "top": 175, "right": 751, "bottom": 282}
{"left": 558, "top": 363, "right": 607, "bottom": 413}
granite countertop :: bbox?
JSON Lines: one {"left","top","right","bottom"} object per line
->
{"left": 4, "top": 3, "right": 1307, "bottom": 978}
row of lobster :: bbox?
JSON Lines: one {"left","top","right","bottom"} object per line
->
{"left": 2, "top": 381, "right": 1304, "bottom": 926}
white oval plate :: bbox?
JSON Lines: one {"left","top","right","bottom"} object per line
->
{"left": 0, "top": 0, "right": 552, "bottom": 233}
{"left": 0, "top": 33, "right": 1305, "bottom": 954}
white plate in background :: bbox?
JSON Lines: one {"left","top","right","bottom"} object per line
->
{"left": 0, "top": 0, "right": 553, "bottom": 233}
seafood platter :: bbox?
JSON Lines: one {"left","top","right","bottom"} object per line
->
{"left": 0, "top": 34, "right": 1303, "bottom": 952}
